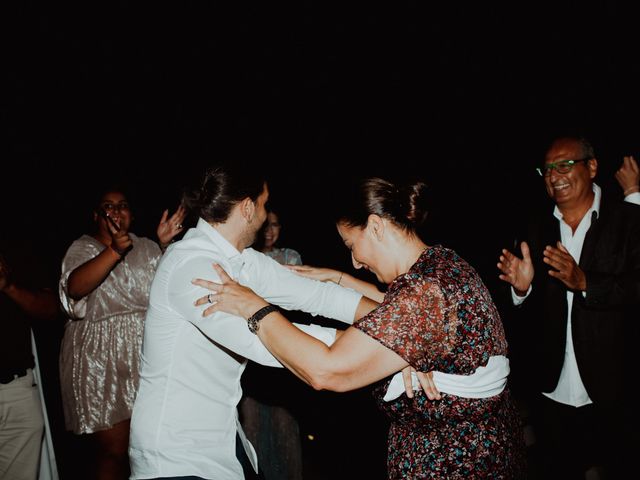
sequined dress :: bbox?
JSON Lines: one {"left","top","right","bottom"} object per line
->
{"left": 59, "top": 234, "right": 161, "bottom": 434}
{"left": 353, "top": 245, "right": 526, "bottom": 479}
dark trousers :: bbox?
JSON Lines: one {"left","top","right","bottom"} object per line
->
{"left": 532, "top": 394, "right": 635, "bottom": 480}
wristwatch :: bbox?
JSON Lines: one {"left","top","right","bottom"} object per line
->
{"left": 247, "top": 304, "right": 278, "bottom": 334}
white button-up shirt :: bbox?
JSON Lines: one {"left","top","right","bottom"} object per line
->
{"left": 545, "top": 184, "right": 601, "bottom": 407}
{"left": 129, "top": 219, "right": 362, "bottom": 479}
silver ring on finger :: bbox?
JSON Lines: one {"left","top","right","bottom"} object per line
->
{"left": 208, "top": 293, "right": 214, "bottom": 304}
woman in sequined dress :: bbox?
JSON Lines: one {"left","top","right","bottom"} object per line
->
{"left": 59, "top": 186, "right": 185, "bottom": 479}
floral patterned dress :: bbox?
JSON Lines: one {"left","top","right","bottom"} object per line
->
{"left": 354, "top": 245, "right": 526, "bottom": 479}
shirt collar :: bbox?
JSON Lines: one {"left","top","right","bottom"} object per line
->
{"left": 553, "top": 182, "right": 601, "bottom": 221}
{"left": 195, "top": 218, "right": 246, "bottom": 272}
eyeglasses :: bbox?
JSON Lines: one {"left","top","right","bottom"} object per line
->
{"left": 101, "top": 202, "right": 130, "bottom": 213}
{"left": 536, "top": 157, "right": 591, "bottom": 177}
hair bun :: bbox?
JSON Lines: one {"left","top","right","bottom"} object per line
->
{"left": 396, "top": 181, "right": 428, "bottom": 228}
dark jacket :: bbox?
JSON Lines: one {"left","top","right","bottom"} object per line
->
{"left": 514, "top": 192, "right": 640, "bottom": 406}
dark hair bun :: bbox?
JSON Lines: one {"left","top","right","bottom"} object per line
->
{"left": 397, "top": 181, "right": 429, "bottom": 228}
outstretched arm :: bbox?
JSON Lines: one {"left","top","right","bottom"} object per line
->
{"left": 288, "top": 265, "right": 385, "bottom": 303}
{"left": 66, "top": 219, "right": 130, "bottom": 300}
{"left": 194, "top": 264, "right": 426, "bottom": 393}
{"left": 1, "top": 255, "right": 59, "bottom": 320}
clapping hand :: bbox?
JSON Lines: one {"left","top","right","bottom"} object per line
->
{"left": 157, "top": 205, "right": 187, "bottom": 248}
{"left": 616, "top": 155, "right": 640, "bottom": 196}
{"left": 497, "top": 241, "right": 534, "bottom": 295}
{"left": 543, "top": 241, "right": 586, "bottom": 291}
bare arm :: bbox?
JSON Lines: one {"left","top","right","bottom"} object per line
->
{"left": 0, "top": 256, "right": 59, "bottom": 320}
{"left": 256, "top": 312, "right": 408, "bottom": 391}
{"left": 67, "top": 246, "right": 123, "bottom": 300}
{"left": 67, "top": 221, "right": 130, "bottom": 300}
{"left": 194, "top": 265, "right": 414, "bottom": 392}
{"left": 288, "top": 265, "right": 385, "bottom": 303}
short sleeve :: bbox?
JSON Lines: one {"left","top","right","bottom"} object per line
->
{"left": 353, "top": 278, "right": 454, "bottom": 369}
{"left": 59, "top": 237, "right": 101, "bottom": 319}
{"left": 286, "top": 249, "right": 302, "bottom": 266}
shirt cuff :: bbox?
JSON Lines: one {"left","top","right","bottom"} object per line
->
{"left": 511, "top": 285, "right": 532, "bottom": 305}
{"left": 624, "top": 191, "right": 640, "bottom": 205}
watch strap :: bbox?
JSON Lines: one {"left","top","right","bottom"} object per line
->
{"left": 247, "top": 304, "right": 278, "bottom": 334}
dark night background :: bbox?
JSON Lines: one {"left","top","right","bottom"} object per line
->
{"left": 2, "top": 2, "right": 640, "bottom": 478}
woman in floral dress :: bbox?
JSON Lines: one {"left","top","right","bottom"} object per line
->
{"left": 194, "top": 177, "right": 526, "bottom": 479}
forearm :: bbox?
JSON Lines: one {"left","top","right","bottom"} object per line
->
{"left": 256, "top": 310, "right": 403, "bottom": 392}
{"left": 339, "top": 273, "right": 385, "bottom": 303}
{"left": 67, "top": 247, "right": 121, "bottom": 300}
{"left": 256, "top": 311, "right": 344, "bottom": 390}
{"left": 354, "top": 296, "right": 378, "bottom": 320}
{"left": 2, "top": 284, "right": 59, "bottom": 320}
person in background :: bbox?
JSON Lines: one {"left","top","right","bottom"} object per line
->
{"left": 1, "top": 238, "right": 60, "bottom": 480}
{"left": 58, "top": 185, "right": 185, "bottom": 480}
{"left": 498, "top": 136, "right": 640, "bottom": 479}
{"left": 615, "top": 154, "right": 640, "bottom": 205}
{"left": 239, "top": 208, "right": 304, "bottom": 480}
{"left": 260, "top": 210, "right": 302, "bottom": 265}
{"left": 195, "top": 176, "right": 526, "bottom": 479}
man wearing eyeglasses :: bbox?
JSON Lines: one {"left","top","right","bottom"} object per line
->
{"left": 497, "top": 136, "right": 640, "bottom": 479}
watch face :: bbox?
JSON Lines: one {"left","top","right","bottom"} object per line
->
{"left": 248, "top": 316, "right": 260, "bottom": 334}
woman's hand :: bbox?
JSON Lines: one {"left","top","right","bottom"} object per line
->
{"left": 192, "top": 264, "right": 269, "bottom": 319}
{"left": 107, "top": 216, "right": 132, "bottom": 256}
{"left": 157, "top": 205, "right": 187, "bottom": 248}
{"left": 287, "top": 264, "right": 343, "bottom": 284}
{"left": 401, "top": 367, "right": 441, "bottom": 400}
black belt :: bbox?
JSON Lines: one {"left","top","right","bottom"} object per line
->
{"left": 0, "top": 368, "right": 28, "bottom": 384}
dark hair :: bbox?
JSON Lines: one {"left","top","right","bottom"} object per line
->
{"left": 182, "top": 163, "right": 267, "bottom": 223}
{"left": 574, "top": 137, "right": 596, "bottom": 159}
{"left": 92, "top": 183, "right": 131, "bottom": 210}
{"left": 337, "top": 177, "right": 429, "bottom": 232}
{"left": 548, "top": 136, "right": 596, "bottom": 160}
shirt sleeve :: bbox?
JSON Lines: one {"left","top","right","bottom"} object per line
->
{"left": 511, "top": 285, "right": 532, "bottom": 305}
{"left": 624, "top": 192, "right": 640, "bottom": 206}
{"left": 353, "top": 279, "right": 454, "bottom": 370}
{"left": 242, "top": 249, "right": 362, "bottom": 325}
{"left": 286, "top": 249, "right": 302, "bottom": 266}
{"left": 59, "top": 238, "right": 99, "bottom": 319}
{"left": 168, "top": 254, "right": 337, "bottom": 367}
